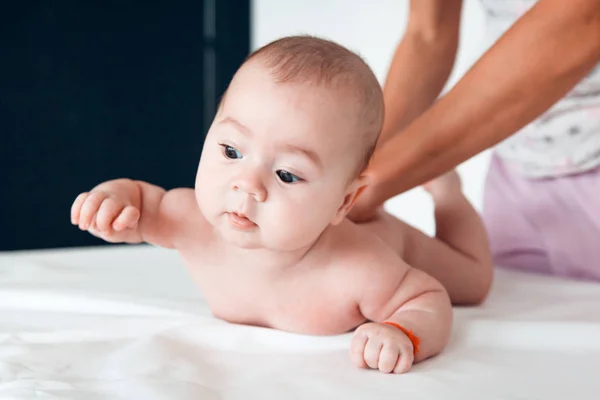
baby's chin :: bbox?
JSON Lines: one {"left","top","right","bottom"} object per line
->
{"left": 218, "top": 229, "right": 264, "bottom": 250}
{"left": 215, "top": 223, "right": 322, "bottom": 253}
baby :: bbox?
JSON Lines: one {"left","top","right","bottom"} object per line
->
{"left": 70, "top": 36, "right": 492, "bottom": 374}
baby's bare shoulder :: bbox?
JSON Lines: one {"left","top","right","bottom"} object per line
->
{"left": 162, "top": 188, "right": 196, "bottom": 210}
{"left": 160, "top": 188, "right": 212, "bottom": 244}
{"left": 327, "top": 220, "right": 411, "bottom": 286}
{"left": 161, "top": 188, "right": 199, "bottom": 220}
{"left": 325, "top": 220, "right": 446, "bottom": 321}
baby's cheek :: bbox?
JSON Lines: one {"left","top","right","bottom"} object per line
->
{"left": 194, "top": 190, "right": 212, "bottom": 220}
{"left": 270, "top": 199, "right": 312, "bottom": 230}
{"left": 195, "top": 172, "right": 224, "bottom": 217}
{"left": 265, "top": 199, "right": 323, "bottom": 249}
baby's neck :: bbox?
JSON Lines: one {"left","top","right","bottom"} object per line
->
{"left": 220, "top": 229, "right": 330, "bottom": 271}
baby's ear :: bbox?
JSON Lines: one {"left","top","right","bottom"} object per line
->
{"left": 331, "top": 174, "right": 369, "bottom": 225}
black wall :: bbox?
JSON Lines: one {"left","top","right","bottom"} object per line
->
{"left": 1, "top": 1, "right": 250, "bottom": 250}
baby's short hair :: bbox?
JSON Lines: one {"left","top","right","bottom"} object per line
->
{"left": 241, "top": 35, "right": 384, "bottom": 174}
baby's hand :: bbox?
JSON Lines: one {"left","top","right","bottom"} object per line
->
{"left": 350, "top": 322, "right": 415, "bottom": 374}
{"left": 71, "top": 191, "right": 140, "bottom": 241}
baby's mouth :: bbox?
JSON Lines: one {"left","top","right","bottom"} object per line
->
{"left": 227, "top": 212, "right": 257, "bottom": 230}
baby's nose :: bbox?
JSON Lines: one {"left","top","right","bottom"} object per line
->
{"left": 232, "top": 174, "right": 267, "bottom": 202}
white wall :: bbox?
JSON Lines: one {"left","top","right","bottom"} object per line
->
{"left": 252, "top": 0, "right": 492, "bottom": 235}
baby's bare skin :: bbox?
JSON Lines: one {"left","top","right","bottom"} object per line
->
{"left": 362, "top": 171, "right": 494, "bottom": 306}
{"left": 70, "top": 40, "right": 492, "bottom": 374}
{"left": 70, "top": 172, "right": 490, "bottom": 374}
{"left": 71, "top": 181, "right": 451, "bottom": 374}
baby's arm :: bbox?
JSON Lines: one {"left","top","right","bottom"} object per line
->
{"left": 71, "top": 179, "right": 197, "bottom": 248}
{"left": 350, "top": 245, "right": 452, "bottom": 374}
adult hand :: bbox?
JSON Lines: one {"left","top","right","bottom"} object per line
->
{"left": 348, "top": 178, "right": 383, "bottom": 223}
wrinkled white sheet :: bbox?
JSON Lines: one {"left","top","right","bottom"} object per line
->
{"left": 1, "top": 245, "right": 599, "bottom": 399}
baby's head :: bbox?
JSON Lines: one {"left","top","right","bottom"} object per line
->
{"left": 196, "top": 35, "right": 384, "bottom": 251}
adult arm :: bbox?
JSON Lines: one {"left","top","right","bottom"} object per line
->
{"left": 352, "top": 0, "right": 600, "bottom": 221}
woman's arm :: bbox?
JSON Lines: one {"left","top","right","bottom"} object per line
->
{"left": 376, "top": 0, "right": 462, "bottom": 148}
{"left": 353, "top": 0, "right": 600, "bottom": 220}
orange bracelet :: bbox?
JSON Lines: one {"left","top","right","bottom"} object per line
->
{"left": 382, "top": 321, "right": 421, "bottom": 356}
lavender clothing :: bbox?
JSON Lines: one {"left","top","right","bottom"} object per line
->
{"left": 483, "top": 154, "right": 600, "bottom": 281}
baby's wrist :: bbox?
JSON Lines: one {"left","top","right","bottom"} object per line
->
{"left": 382, "top": 321, "right": 420, "bottom": 355}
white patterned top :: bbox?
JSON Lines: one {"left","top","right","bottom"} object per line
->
{"left": 479, "top": 0, "right": 600, "bottom": 178}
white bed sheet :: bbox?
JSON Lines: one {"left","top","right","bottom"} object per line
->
{"left": 1, "top": 245, "right": 599, "bottom": 399}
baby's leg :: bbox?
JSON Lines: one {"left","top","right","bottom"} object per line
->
{"left": 360, "top": 170, "right": 493, "bottom": 305}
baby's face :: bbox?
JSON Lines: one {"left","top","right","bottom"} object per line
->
{"left": 195, "top": 62, "right": 365, "bottom": 251}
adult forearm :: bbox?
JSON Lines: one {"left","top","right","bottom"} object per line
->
{"left": 377, "top": 31, "right": 457, "bottom": 147}
{"left": 369, "top": 0, "right": 600, "bottom": 201}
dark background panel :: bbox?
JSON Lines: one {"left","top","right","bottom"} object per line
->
{"left": 0, "top": 0, "right": 250, "bottom": 250}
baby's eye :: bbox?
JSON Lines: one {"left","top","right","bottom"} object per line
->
{"left": 276, "top": 170, "right": 302, "bottom": 184}
{"left": 221, "top": 145, "right": 242, "bottom": 159}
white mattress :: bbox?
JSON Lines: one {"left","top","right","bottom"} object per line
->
{"left": 1, "top": 245, "right": 599, "bottom": 399}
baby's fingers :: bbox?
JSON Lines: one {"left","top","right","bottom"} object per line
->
{"left": 349, "top": 332, "right": 368, "bottom": 369}
{"left": 112, "top": 205, "right": 140, "bottom": 232}
{"left": 78, "top": 192, "right": 108, "bottom": 230}
{"left": 392, "top": 345, "right": 414, "bottom": 374}
{"left": 71, "top": 193, "right": 89, "bottom": 225}
{"left": 363, "top": 338, "right": 383, "bottom": 370}
{"left": 378, "top": 345, "right": 400, "bottom": 374}
{"left": 95, "top": 198, "right": 125, "bottom": 232}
